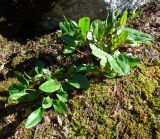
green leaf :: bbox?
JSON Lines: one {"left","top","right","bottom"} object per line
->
{"left": 62, "top": 33, "right": 79, "bottom": 54}
{"left": 122, "top": 28, "right": 153, "bottom": 44}
{"left": 75, "top": 64, "right": 100, "bottom": 72}
{"left": 103, "top": 70, "right": 117, "bottom": 78}
{"left": 42, "top": 96, "right": 53, "bottom": 109}
{"left": 35, "top": 61, "right": 44, "bottom": 75}
{"left": 131, "top": 9, "right": 140, "bottom": 19}
{"left": 90, "top": 44, "right": 124, "bottom": 75}
{"left": 63, "top": 43, "right": 76, "bottom": 54}
{"left": 90, "top": 44, "right": 109, "bottom": 68}
{"left": 62, "top": 32, "right": 78, "bottom": 44}
{"left": 115, "top": 52, "right": 131, "bottom": 75}
{"left": 90, "top": 20, "right": 106, "bottom": 41}
{"left": 14, "top": 71, "right": 29, "bottom": 86}
{"left": 112, "top": 31, "right": 128, "bottom": 48}
{"left": 8, "top": 84, "right": 28, "bottom": 100}
{"left": 100, "top": 58, "right": 108, "bottom": 68}
{"left": 18, "top": 91, "right": 39, "bottom": 102}
{"left": 90, "top": 43, "right": 107, "bottom": 60}
{"left": 107, "top": 53, "right": 124, "bottom": 75}
{"left": 39, "top": 79, "right": 61, "bottom": 93}
{"left": 59, "top": 17, "right": 78, "bottom": 33}
{"left": 105, "top": 23, "right": 114, "bottom": 35}
{"left": 25, "top": 107, "right": 44, "bottom": 128}
{"left": 60, "top": 83, "right": 70, "bottom": 94}
{"left": 120, "top": 10, "right": 128, "bottom": 26}
{"left": 68, "top": 74, "right": 89, "bottom": 90}
{"left": 53, "top": 100, "right": 67, "bottom": 113}
{"left": 79, "top": 17, "right": 90, "bottom": 38}
{"left": 56, "top": 92, "right": 68, "bottom": 103}
{"left": 107, "top": 10, "right": 115, "bottom": 25}
{"left": 59, "top": 22, "right": 69, "bottom": 33}
{"left": 125, "top": 54, "right": 140, "bottom": 67}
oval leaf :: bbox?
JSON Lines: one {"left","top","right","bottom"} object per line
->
{"left": 25, "top": 107, "right": 44, "bottom": 128}
{"left": 42, "top": 96, "right": 53, "bottom": 109}
{"left": 18, "top": 91, "right": 40, "bottom": 102}
{"left": 90, "top": 43, "right": 107, "bottom": 60}
{"left": 90, "top": 20, "right": 106, "bottom": 41}
{"left": 56, "top": 92, "right": 68, "bottom": 103}
{"left": 39, "top": 79, "right": 61, "bottom": 93}
{"left": 68, "top": 74, "right": 89, "bottom": 90}
{"left": 74, "top": 64, "right": 100, "bottom": 72}
{"left": 106, "top": 53, "right": 124, "bottom": 75}
{"left": 107, "top": 10, "right": 115, "bottom": 25}
{"left": 9, "top": 84, "right": 28, "bottom": 100}
{"left": 79, "top": 17, "right": 90, "bottom": 38}
{"left": 116, "top": 53, "right": 130, "bottom": 75}
{"left": 90, "top": 44, "right": 124, "bottom": 75}
{"left": 53, "top": 100, "right": 67, "bottom": 114}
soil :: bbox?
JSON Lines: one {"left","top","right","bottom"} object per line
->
{"left": 0, "top": 1, "right": 160, "bottom": 139}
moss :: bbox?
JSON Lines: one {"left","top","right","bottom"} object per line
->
{"left": 157, "top": 132, "right": 160, "bottom": 139}
{"left": 0, "top": 78, "right": 18, "bottom": 92}
{"left": 0, "top": 78, "right": 19, "bottom": 106}
{"left": 11, "top": 55, "right": 26, "bottom": 68}
{"left": 137, "top": 74, "right": 146, "bottom": 83}
{"left": 64, "top": 63, "right": 159, "bottom": 138}
{"left": 137, "top": 74, "right": 158, "bottom": 99}
{"left": 138, "top": 64, "right": 146, "bottom": 74}
{"left": 0, "top": 35, "right": 3, "bottom": 41}
{"left": 0, "top": 96, "right": 7, "bottom": 107}
{"left": 1, "top": 60, "right": 159, "bottom": 138}
{"left": 0, "top": 3, "right": 159, "bottom": 138}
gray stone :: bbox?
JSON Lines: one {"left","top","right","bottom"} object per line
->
{"left": 40, "top": 0, "right": 152, "bottom": 30}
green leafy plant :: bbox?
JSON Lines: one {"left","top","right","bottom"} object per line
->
{"left": 60, "top": 10, "right": 153, "bottom": 78}
{"left": 8, "top": 62, "right": 89, "bottom": 128}
{"left": 8, "top": 10, "right": 154, "bottom": 129}
{"left": 59, "top": 17, "right": 90, "bottom": 54}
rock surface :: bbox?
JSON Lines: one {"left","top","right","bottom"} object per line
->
{"left": 41, "top": 0, "right": 152, "bottom": 30}
{"left": 0, "top": 0, "right": 154, "bottom": 32}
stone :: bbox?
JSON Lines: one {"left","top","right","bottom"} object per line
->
{"left": 48, "top": 0, "right": 152, "bottom": 20}
{"left": 40, "top": 0, "right": 152, "bottom": 30}
{"left": 0, "top": 0, "right": 154, "bottom": 32}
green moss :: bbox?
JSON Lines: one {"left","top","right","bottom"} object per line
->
{"left": 0, "top": 78, "right": 19, "bottom": 106}
{"left": 0, "top": 78, "right": 18, "bottom": 92}
{"left": 63, "top": 63, "right": 159, "bottom": 138}
{"left": 138, "top": 64, "right": 146, "bottom": 74}
{"left": 137, "top": 74, "right": 158, "bottom": 99}
{"left": 157, "top": 132, "right": 160, "bottom": 139}
{"left": 0, "top": 35, "right": 3, "bottom": 41}
{"left": 0, "top": 5, "right": 159, "bottom": 137}
{"left": 11, "top": 55, "right": 26, "bottom": 68}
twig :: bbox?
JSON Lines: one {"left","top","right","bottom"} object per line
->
{"left": 33, "top": 124, "right": 40, "bottom": 139}
{"left": 76, "top": 50, "right": 88, "bottom": 56}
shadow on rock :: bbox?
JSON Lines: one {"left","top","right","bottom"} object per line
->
{"left": 0, "top": 101, "right": 40, "bottom": 138}
{"left": 0, "top": 0, "right": 56, "bottom": 42}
